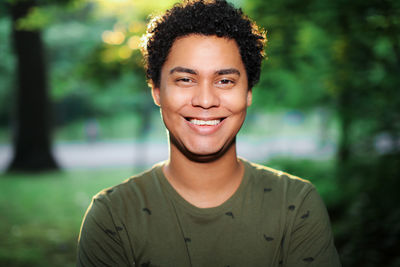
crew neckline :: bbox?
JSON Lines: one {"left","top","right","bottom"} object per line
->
{"left": 155, "top": 158, "right": 252, "bottom": 216}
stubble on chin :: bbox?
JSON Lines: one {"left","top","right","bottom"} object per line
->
{"left": 168, "top": 131, "right": 237, "bottom": 163}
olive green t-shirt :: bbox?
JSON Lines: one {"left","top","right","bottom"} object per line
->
{"left": 77, "top": 159, "right": 341, "bottom": 267}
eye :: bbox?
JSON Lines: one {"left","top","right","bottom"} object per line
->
{"left": 218, "top": 78, "right": 234, "bottom": 84}
{"left": 177, "top": 77, "right": 192, "bottom": 83}
{"left": 175, "top": 77, "right": 196, "bottom": 87}
{"left": 216, "top": 78, "right": 235, "bottom": 88}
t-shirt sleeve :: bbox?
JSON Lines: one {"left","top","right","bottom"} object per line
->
{"left": 77, "top": 196, "right": 131, "bottom": 267}
{"left": 284, "top": 187, "right": 341, "bottom": 267}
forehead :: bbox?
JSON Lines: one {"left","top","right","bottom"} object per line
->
{"left": 162, "top": 34, "right": 245, "bottom": 73}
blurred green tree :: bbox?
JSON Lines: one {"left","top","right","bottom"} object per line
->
{"left": 6, "top": 0, "right": 63, "bottom": 172}
{"left": 1, "top": 0, "right": 178, "bottom": 171}
{"left": 245, "top": 0, "right": 400, "bottom": 265}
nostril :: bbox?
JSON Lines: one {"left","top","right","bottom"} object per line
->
{"left": 191, "top": 87, "right": 220, "bottom": 108}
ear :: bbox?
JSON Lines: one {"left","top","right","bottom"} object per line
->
{"left": 151, "top": 84, "right": 161, "bottom": 107}
{"left": 246, "top": 88, "right": 252, "bottom": 107}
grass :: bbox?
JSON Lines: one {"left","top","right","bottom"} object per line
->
{"left": 0, "top": 168, "right": 136, "bottom": 267}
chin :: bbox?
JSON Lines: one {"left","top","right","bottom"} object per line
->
{"left": 170, "top": 134, "right": 236, "bottom": 163}
{"left": 183, "top": 149, "right": 227, "bottom": 163}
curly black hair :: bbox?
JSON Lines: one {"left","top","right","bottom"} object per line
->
{"left": 141, "top": 0, "right": 267, "bottom": 89}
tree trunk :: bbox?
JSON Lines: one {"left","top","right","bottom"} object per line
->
{"left": 334, "top": 10, "right": 353, "bottom": 181}
{"left": 337, "top": 90, "right": 351, "bottom": 167}
{"left": 8, "top": 0, "right": 58, "bottom": 172}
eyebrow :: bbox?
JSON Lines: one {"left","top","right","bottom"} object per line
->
{"left": 169, "top": 66, "right": 240, "bottom": 76}
{"left": 215, "top": 68, "right": 240, "bottom": 76}
{"left": 169, "top": 67, "right": 197, "bottom": 75}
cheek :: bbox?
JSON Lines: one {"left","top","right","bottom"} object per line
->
{"left": 160, "top": 88, "right": 190, "bottom": 108}
{"left": 159, "top": 90, "right": 188, "bottom": 125}
{"left": 160, "top": 107, "right": 178, "bottom": 132}
{"left": 221, "top": 92, "right": 249, "bottom": 113}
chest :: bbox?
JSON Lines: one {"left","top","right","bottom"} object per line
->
{"left": 123, "top": 197, "right": 285, "bottom": 267}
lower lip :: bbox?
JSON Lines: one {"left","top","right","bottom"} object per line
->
{"left": 185, "top": 119, "right": 225, "bottom": 135}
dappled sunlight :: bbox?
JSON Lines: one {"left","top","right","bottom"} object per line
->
{"left": 90, "top": 0, "right": 176, "bottom": 20}
{"left": 101, "top": 30, "right": 125, "bottom": 45}
{"left": 100, "top": 22, "right": 143, "bottom": 62}
{"left": 92, "top": 0, "right": 175, "bottom": 62}
{"left": 128, "top": 35, "right": 142, "bottom": 50}
{"left": 100, "top": 23, "right": 142, "bottom": 62}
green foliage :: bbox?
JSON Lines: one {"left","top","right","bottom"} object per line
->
{"left": 39, "top": 2, "right": 152, "bottom": 127}
{"left": 15, "top": 5, "right": 55, "bottom": 30}
{"left": 0, "top": 18, "right": 15, "bottom": 127}
{"left": 333, "top": 153, "right": 400, "bottom": 266}
{"left": 0, "top": 0, "right": 156, "bottom": 131}
{"left": 249, "top": 15, "right": 334, "bottom": 110}
{"left": 245, "top": 0, "right": 400, "bottom": 144}
{"left": 244, "top": 0, "right": 400, "bottom": 265}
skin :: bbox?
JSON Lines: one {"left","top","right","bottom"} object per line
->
{"left": 152, "top": 34, "right": 252, "bottom": 208}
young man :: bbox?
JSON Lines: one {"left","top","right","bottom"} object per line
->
{"left": 77, "top": 1, "right": 341, "bottom": 266}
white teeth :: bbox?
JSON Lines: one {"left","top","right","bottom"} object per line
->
{"left": 189, "top": 119, "right": 221, "bottom": 126}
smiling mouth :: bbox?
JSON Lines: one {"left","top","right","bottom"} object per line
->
{"left": 185, "top": 117, "right": 225, "bottom": 126}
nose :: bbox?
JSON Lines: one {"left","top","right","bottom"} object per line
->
{"left": 191, "top": 82, "right": 220, "bottom": 109}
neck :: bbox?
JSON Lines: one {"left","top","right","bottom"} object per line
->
{"left": 163, "top": 142, "right": 244, "bottom": 208}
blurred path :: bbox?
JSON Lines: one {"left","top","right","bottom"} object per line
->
{"left": 0, "top": 137, "right": 335, "bottom": 172}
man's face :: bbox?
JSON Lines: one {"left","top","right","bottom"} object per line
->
{"left": 152, "top": 34, "right": 252, "bottom": 161}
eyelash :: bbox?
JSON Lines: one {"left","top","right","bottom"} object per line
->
{"left": 218, "top": 78, "right": 234, "bottom": 84}
{"left": 176, "top": 77, "right": 193, "bottom": 83}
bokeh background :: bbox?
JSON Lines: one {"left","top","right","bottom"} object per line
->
{"left": 0, "top": 0, "right": 399, "bottom": 266}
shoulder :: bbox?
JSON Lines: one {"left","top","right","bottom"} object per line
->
{"left": 92, "top": 162, "right": 164, "bottom": 210}
{"left": 77, "top": 165, "right": 166, "bottom": 267}
{"left": 242, "top": 159, "right": 317, "bottom": 208}
{"left": 244, "top": 159, "right": 314, "bottom": 193}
